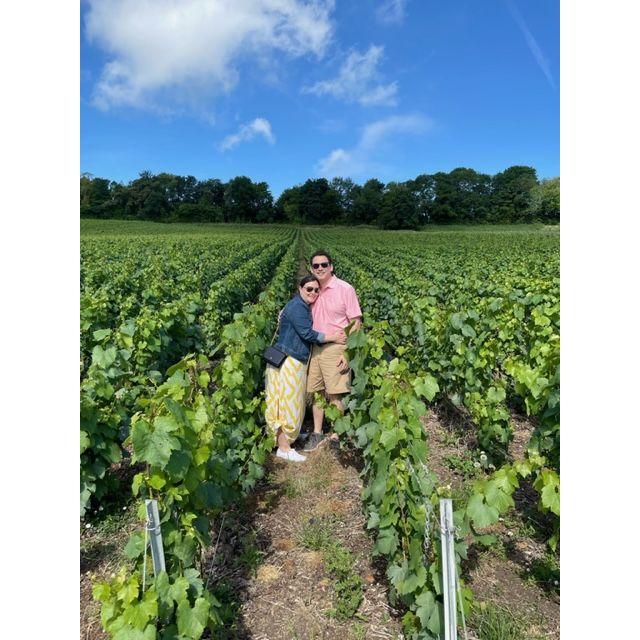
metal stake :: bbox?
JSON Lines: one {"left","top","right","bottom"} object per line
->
{"left": 440, "top": 498, "right": 457, "bottom": 640}
{"left": 145, "top": 499, "right": 166, "bottom": 575}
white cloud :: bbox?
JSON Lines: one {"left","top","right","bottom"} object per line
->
{"left": 504, "top": 0, "right": 555, "bottom": 89}
{"left": 375, "top": 0, "right": 408, "bottom": 25}
{"left": 84, "top": 0, "right": 335, "bottom": 111}
{"left": 316, "top": 148, "right": 362, "bottom": 176}
{"left": 218, "top": 117, "right": 275, "bottom": 151}
{"left": 316, "top": 113, "right": 433, "bottom": 178}
{"left": 302, "top": 45, "right": 398, "bottom": 107}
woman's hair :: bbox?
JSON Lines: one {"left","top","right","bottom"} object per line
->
{"left": 299, "top": 274, "right": 320, "bottom": 288}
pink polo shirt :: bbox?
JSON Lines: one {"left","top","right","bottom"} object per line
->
{"left": 311, "top": 275, "right": 362, "bottom": 335}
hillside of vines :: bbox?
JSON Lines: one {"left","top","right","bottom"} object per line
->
{"left": 80, "top": 220, "right": 559, "bottom": 640}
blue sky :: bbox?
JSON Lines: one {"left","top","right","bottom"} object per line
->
{"left": 80, "top": 0, "right": 559, "bottom": 196}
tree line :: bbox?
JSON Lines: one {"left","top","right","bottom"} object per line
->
{"left": 80, "top": 166, "right": 559, "bottom": 229}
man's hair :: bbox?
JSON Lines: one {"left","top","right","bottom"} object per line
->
{"left": 310, "top": 250, "right": 333, "bottom": 265}
{"left": 299, "top": 274, "right": 320, "bottom": 288}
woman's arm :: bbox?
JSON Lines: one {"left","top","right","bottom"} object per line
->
{"left": 289, "top": 307, "right": 346, "bottom": 344}
{"left": 288, "top": 304, "right": 325, "bottom": 344}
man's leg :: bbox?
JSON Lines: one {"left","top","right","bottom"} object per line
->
{"left": 312, "top": 400, "right": 324, "bottom": 434}
{"left": 327, "top": 394, "right": 344, "bottom": 412}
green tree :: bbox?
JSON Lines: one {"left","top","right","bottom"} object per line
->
{"left": 430, "top": 172, "right": 457, "bottom": 223}
{"left": 80, "top": 174, "right": 111, "bottom": 217}
{"left": 352, "top": 178, "right": 384, "bottom": 225}
{"left": 195, "top": 178, "right": 225, "bottom": 208}
{"left": 528, "top": 177, "right": 560, "bottom": 222}
{"left": 275, "top": 186, "right": 302, "bottom": 223}
{"left": 298, "top": 178, "right": 341, "bottom": 224}
{"left": 377, "top": 182, "right": 419, "bottom": 229}
{"left": 224, "top": 176, "right": 255, "bottom": 222}
{"left": 330, "top": 177, "right": 358, "bottom": 224}
{"left": 490, "top": 166, "right": 538, "bottom": 222}
{"left": 253, "top": 181, "right": 275, "bottom": 222}
{"left": 407, "top": 174, "right": 436, "bottom": 224}
{"left": 224, "top": 176, "right": 274, "bottom": 222}
{"left": 448, "top": 167, "right": 492, "bottom": 222}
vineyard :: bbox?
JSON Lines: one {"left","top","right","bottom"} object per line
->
{"left": 80, "top": 220, "right": 559, "bottom": 640}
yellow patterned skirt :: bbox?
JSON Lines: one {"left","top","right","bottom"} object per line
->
{"left": 265, "top": 356, "right": 307, "bottom": 443}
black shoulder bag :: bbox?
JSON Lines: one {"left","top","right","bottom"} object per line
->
{"left": 262, "top": 308, "right": 287, "bottom": 368}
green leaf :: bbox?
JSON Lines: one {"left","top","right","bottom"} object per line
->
{"left": 475, "top": 533, "right": 497, "bottom": 546}
{"left": 379, "top": 428, "right": 399, "bottom": 451}
{"left": 196, "top": 482, "right": 223, "bottom": 509}
{"left": 376, "top": 529, "right": 398, "bottom": 555}
{"left": 131, "top": 419, "right": 181, "bottom": 468}
{"left": 461, "top": 323, "right": 476, "bottom": 338}
{"left": 415, "top": 589, "right": 440, "bottom": 634}
{"left": 121, "top": 594, "right": 158, "bottom": 629}
{"left": 370, "top": 472, "right": 387, "bottom": 504}
{"left": 450, "top": 313, "right": 464, "bottom": 330}
{"left": 92, "top": 345, "right": 117, "bottom": 368}
{"left": 165, "top": 450, "right": 192, "bottom": 480}
{"left": 183, "top": 568, "right": 204, "bottom": 597}
{"left": 176, "top": 596, "right": 210, "bottom": 639}
{"left": 124, "top": 532, "right": 146, "bottom": 560}
{"left": 171, "top": 534, "right": 197, "bottom": 566}
{"left": 119, "top": 319, "right": 137, "bottom": 337}
{"left": 466, "top": 493, "right": 499, "bottom": 529}
{"left": 168, "top": 576, "right": 190, "bottom": 604}
{"left": 412, "top": 375, "right": 439, "bottom": 401}
{"left": 154, "top": 571, "right": 171, "bottom": 605}
{"left": 387, "top": 561, "right": 407, "bottom": 587}
{"left": 487, "top": 386, "right": 506, "bottom": 404}
{"left": 399, "top": 565, "right": 426, "bottom": 595}
{"left": 80, "top": 430, "right": 90, "bottom": 453}
{"left": 93, "top": 328, "right": 111, "bottom": 341}
{"left": 366, "top": 511, "right": 380, "bottom": 529}
{"left": 112, "top": 626, "right": 156, "bottom": 640}
{"left": 535, "top": 469, "right": 560, "bottom": 515}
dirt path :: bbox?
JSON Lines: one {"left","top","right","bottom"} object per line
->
{"left": 204, "top": 439, "right": 404, "bottom": 639}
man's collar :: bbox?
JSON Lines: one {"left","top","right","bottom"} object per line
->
{"left": 323, "top": 275, "right": 337, "bottom": 289}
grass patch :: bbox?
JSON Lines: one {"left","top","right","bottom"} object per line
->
{"left": 209, "top": 580, "right": 242, "bottom": 639}
{"left": 298, "top": 516, "right": 335, "bottom": 550}
{"left": 233, "top": 530, "right": 264, "bottom": 577}
{"left": 470, "top": 602, "right": 530, "bottom": 640}
{"left": 298, "top": 515, "right": 364, "bottom": 621}
{"left": 526, "top": 552, "right": 560, "bottom": 594}
{"left": 444, "top": 452, "right": 482, "bottom": 479}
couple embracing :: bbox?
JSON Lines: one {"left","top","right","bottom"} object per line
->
{"left": 265, "top": 250, "right": 362, "bottom": 462}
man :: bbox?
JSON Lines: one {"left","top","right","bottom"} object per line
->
{"left": 303, "top": 250, "right": 362, "bottom": 452}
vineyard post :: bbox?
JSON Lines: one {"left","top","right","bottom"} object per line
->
{"left": 440, "top": 498, "right": 457, "bottom": 640}
{"left": 145, "top": 499, "right": 166, "bottom": 575}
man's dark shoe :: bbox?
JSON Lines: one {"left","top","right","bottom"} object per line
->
{"left": 303, "top": 432, "right": 326, "bottom": 452}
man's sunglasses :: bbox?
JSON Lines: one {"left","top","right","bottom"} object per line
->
{"left": 304, "top": 286, "right": 320, "bottom": 294}
{"left": 311, "top": 262, "right": 330, "bottom": 269}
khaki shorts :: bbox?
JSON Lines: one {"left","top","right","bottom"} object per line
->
{"left": 306, "top": 342, "right": 351, "bottom": 395}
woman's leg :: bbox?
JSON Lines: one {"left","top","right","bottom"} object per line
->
{"left": 280, "top": 357, "right": 307, "bottom": 444}
{"left": 277, "top": 428, "right": 291, "bottom": 451}
{"left": 265, "top": 364, "right": 283, "bottom": 444}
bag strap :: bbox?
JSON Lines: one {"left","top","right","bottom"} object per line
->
{"left": 270, "top": 307, "right": 285, "bottom": 345}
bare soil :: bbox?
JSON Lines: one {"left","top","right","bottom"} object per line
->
{"left": 202, "top": 439, "right": 404, "bottom": 639}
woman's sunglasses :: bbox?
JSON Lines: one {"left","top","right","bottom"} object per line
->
{"left": 311, "top": 262, "right": 330, "bottom": 269}
{"left": 304, "top": 286, "right": 320, "bottom": 294}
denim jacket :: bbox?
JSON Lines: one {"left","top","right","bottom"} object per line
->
{"left": 275, "top": 293, "right": 325, "bottom": 364}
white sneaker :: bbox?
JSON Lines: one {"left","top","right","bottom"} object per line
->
{"left": 276, "top": 448, "right": 307, "bottom": 462}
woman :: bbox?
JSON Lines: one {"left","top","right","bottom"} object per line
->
{"left": 265, "top": 275, "right": 346, "bottom": 462}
